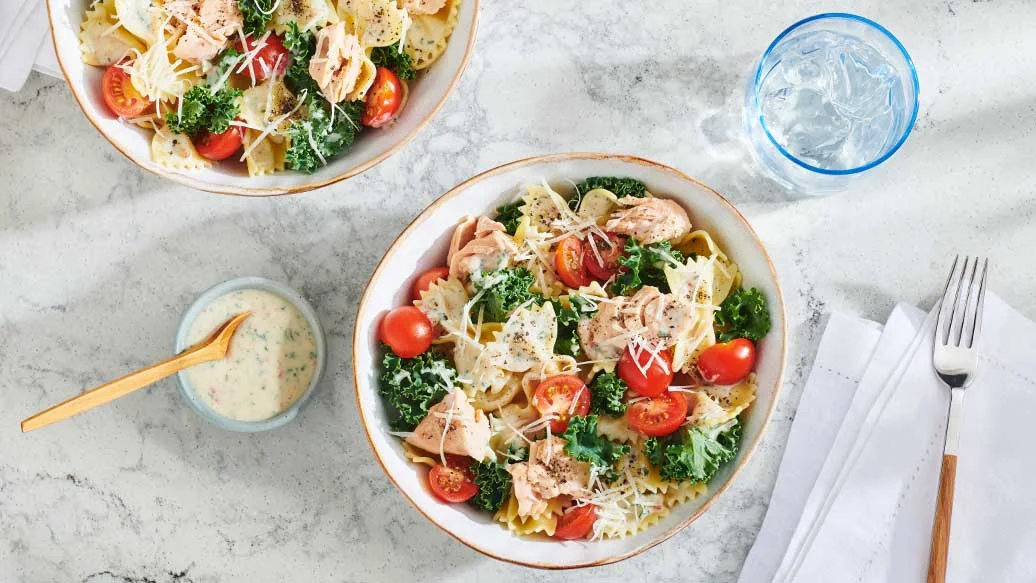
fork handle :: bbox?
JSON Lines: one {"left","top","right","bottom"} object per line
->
{"left": 927, "top": 453, "right": 957, "bottom": 583}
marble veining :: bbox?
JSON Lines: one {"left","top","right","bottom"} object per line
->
{"left": 3, "top": 0, "right": 1036, "bottom": 581}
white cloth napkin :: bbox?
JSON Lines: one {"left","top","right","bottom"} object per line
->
{"left": 0, "top": 1, "right": 51, "bottom": 91}
{"left": 743, "top": 292, "right": 1036, "bottom": 582}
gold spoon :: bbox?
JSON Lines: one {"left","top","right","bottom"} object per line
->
{"left": 21, "top": 312, "right": 251, "bottom": 433}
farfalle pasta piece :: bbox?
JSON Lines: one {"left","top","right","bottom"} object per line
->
{"left": 114, "top": 0, "right": 160, "bottom": 44}
{"left": 404, "top": 0, "right": 461, "bottom": 69}
{"left": 151, "top": 130, "right": 212, "bottom": 170}
{"left": 338, "top": 0, "right": 408, "bottom": 48}
{"left": 494, "top": 493, "right": 562, "bottom": 536}
{"left": 239, "top": 79, "right": 300, "bottom": 134}
{"left": 575, "top": 188, "right": 618, "bottom": 224}
{"left": 80, "top": 0, "right": 146, "bottom": 66}
{"left": 242, "top": 130, "right": 286, "bottom": 177}
{"left": 272, "top": 0, "right": 338, "bottom": 33}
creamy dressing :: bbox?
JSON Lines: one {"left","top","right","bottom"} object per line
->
{"left": 184, "top": 289, "right": 317, "bottom": 422}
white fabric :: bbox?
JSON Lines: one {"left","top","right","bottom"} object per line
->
{"left": 743, "top": 292, "right": 1036, "bottom": 582}
{"left": 0, "top": 2, "right": 50, "bottom": 91}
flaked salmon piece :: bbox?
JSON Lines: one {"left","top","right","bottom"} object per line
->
{"left": 577, "top": 294, "right": 627, "bottom": 362}
{"left": 526, "top": 436, "right": 590, "bottom": 500}
{"left": 405, "top": 388, "right": 492, "bottom": 461}
{"left": 169, "top": 0, "right": 242, "bottom": 64}
{"left": 399, "top": 0, "right": 446, "bottom": 15}
{"left": 605, "top": 196, "right": 692, "bottom": 245}
{"left": 508, "top": 462, "right": 550, "bottom": 518}
{"left": 309, "top": 22, "right": 365, "bottom": 103}
{"left": 446, "top": 215, "right": 477, "bottom": 266}
{"left": 448, "top": 217, "right": 517, "bottom": 283}
{"left": 578, "top": 286, "right": 696, "bottom": 361}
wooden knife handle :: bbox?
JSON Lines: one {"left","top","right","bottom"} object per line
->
{"left": 927, "top": 454, "right": 958, "bottom": 583}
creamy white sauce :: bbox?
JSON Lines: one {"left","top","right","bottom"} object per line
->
{"left": 184, "top": 289, "right": 317, "bottom": 422}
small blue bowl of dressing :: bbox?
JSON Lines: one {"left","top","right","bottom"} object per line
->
{"left": 174, "top": 276, "right": 327, "bottom": 432}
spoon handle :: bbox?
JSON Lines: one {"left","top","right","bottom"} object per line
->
{"left": 20, "top": 343, "right": 216, "bottom": 433}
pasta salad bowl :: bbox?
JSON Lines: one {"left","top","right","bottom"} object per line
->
{"left": 353, "top": 153, "right": 788, "bottom": 568}
{"left": 46, "top": 0, "right": 479, "bottom": 196}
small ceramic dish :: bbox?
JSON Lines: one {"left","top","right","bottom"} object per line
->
{"left": 352, "top": 153, "right": 788, "bottom": 568}
{"left": 175, "top": 276, "right": 326, "bottom": 432}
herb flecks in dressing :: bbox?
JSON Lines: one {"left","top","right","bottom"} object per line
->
{"left": 185, "top": 289, "right": 317, "bottom": 422}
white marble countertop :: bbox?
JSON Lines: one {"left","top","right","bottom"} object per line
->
{"left": 3, "top": 1, "right": 1036, "bottom": 581}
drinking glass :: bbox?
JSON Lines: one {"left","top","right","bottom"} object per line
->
{"left": 743, "top": 13, "right": 919, "bottom": 194}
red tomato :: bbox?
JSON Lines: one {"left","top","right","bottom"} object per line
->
{"left": 627, "top": 391, "right": 689, "bottom": 437}
{"left": 582, "top": 232, "right": 625, "bottom": 281}
{"left": 194, "top": 125, "right": 244, "bottom": 160}
{"left": 411, "top": 267, "right": 450, "bottom": 302}
{"left": 101, "top": 63, "right": 150, "bottom": 118}
{"left": 554, "top": 236, "right": 593, "bottom": 289}
{"left": 697, "top": 339, "right": 756, "bottom": 385}
{"left": 234, "top": 34, "right": 289, "bottom": 82}
{"left": 554, "top": 505, "right": 597, "bottom": 540}
{"left": 378, "top": 306, "right": 434, "bottom": 358}
{"left": 532, "top": 374, "right": 590, "bottom": 433}
{"left": 617, "top": 346, "right": 674, "bottom": 398}
{"left": 362, "top": 67, "right": 403, "bottom": 128}
{"left": 428, "top": 455, "right": 479, "bottom": 503}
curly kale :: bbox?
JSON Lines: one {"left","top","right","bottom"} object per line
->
{"left": 237, "top": 0, "right": 274, "bottom": 36}
{"left": 283, "top": 22, "right": 320, "bottom": 98}
{"left": 378, "top": 346, "right": 456, "bottom": 431}
{"left": 610, "top": 239, "right": 685, "bottom": 296}
{"left": 588, "top": 372, "right": 628, "bottom": 417}
{"left": 468, "top": 460, "right": 512, "bottom": 513}
{"left": 470, "top": 268, "right": 539, "bottom": 322}
{"left": 492, "top": 201, "right": 523, "bottom": 236}
{"left": 285, "top": 96, "right": 364, "bottom": 174}
{"left": 570, "top": 176, "right": 647, "bottom": 210}
{"left": 715, "top": 287, "right": 772, "bottom": 342}
{"left": 561, "top": 415, "right": 630, "bottom": 483}
{"left": 164, "top": 85, "right": 241, "bottom": 136}
{"left": 370, "top": 45, "right": 416, "bottom": 81}
{"left": 550, "top": 295, "right": 596, "bottom": 358}
{"left": 643, "top": 420, "right": 742, "bottom": 483}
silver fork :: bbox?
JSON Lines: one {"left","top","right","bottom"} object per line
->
{"left": 927, "top": 255, "right": 989, "bottom": 583}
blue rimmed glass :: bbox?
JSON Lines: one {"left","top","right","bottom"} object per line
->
{"left": 743, "top": 13, "right": 919, "bottom": 194}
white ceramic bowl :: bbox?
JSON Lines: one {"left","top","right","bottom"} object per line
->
{"left": 45, "top": 0, "right": 479, "bottom": 196}
{"left": 352, "top": 153, "right": 787, "bottom": 568}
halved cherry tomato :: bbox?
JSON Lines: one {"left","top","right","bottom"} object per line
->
{"left": 554, "top": 236, "right": 593, "bottom": 289}
{"left": 582, "top": 232, "right": 625, "bottom": 281}
{"left": 554, "top": 504, "right": 597, "bottom": 540}
{"left": 617, "top": 346, "right": 674, "bottom": 398}
{"left": 627, "top": 391, "right": 688, "bottom": 437}
{"left": 532, "top": 374, "right": 590, "bottom": 433}
{"left": 101, "top": 63, "right": 150, "bottom": 118}
{"left": 698, "top": 339, "right": 756, "bottom": 385}
{"left": 428, "top": 454, "right": 479, "bottom": 503}
{"left": 234, "top": 34, "right": 289, "bottom": 82}
{"left": 362, "top": 67, "right": 403, "bottom": 128}
{"left": 194, "top": 125, "right": 244, "bottom": 160}
{"left": 412, "top": 267, "right": 451, "bottom": 302}
{"left": 378, "top": 306, "right": 434, "bottom": 358}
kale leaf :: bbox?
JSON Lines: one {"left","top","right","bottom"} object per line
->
{"left": 550, "top": 295, "right": 596, "bottom": 358}
{"left": 468, "top": 460, "right": 512, "bottom": 513}
{"left": 643, "top": 420, "right": 742, "bottom": 483}
{"left": 370, "top": 45, "right": 416, "bottom": 81}
{"left": 283, "top": 22, "right": 320, "bottom": 98}
{"left": 610, "top": 239, "right": 685, "bottom": 296}
{"left": 570, "top": 176, "right": 647, "bottom": 210}
{"left": 237, "top": 0, "right": 274, "bottom": 36}
{"left": 588, "top": 371, "right": 628, "bottom": 417}
{"left": 492, "top": 201, "right": 523, "bottom": 236}
{"left": 470, "top": 268, "right": 539, "bottom": 322}
{"left": 165, "top": 85, "right": 242, "bottom": 136}
{"left": 715, "top": 287, "right": 772, "bottom": 342}
{"left": 561, "top": 415, "right": 630, "bottom": 483}
{"left": 285, "top": 96, "right": 364, "bottom": 174}
{"left": 378, "top": 346, "right": 456, "bottom": 431}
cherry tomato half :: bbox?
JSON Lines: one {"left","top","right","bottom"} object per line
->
{"left": 428, "top": 455, "right": 479, "bottom": 503}
{"left": 379, "top": 306, "right": 434, "bottom": 358}
{"left": 234, "top": 34, "right": 289, "bottom": 82}
{"left": 582, "top": 232, "right": 626, "bottom": 281}
{"left": 412, "top": 267, "right": 450, "bottom": 302}
{"left": 627, "top": 391, "right": 688, "bottom": 437}
{"left": 101, "top": 63, "right": 150, "bottom": 118}
{"left": 362, "top": 67, "right": 403, "bottom": 128}
{"left": 697, "top": 339, "right": 756, "bottom": 385}
{"left": 554, "top": 504, "right": 597, "bottom": 540}
{"left": 554, "top": 236, "right": 593, "bottom": 289}
{"left": 194, "top": 125, "right": 244, "bottom": 160}
{"left": 617, "top": 346, "right": 674, "bottom": 398}
{"left": 533, "top": 374, "right": 590, "bottom": 433}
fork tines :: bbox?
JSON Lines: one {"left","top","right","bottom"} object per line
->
{"left": 936, "top": 256, "right": 989, "bottom": 349}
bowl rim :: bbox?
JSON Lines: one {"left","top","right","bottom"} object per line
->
{"left": 44, "top": 0, "right": 481, "bottom": 197}
{"left": 350, "top": 152, "right": 788, "bottom": 569}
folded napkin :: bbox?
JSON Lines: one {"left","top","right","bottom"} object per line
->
{"left": 743, "top": 292, "right": 1036, "bottom": 582}
{"left": 0, "top": 1, "right": 50, "bottom": 92}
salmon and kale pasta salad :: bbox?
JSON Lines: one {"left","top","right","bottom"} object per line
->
{"left": 78, "top": 0, "right": 462, "bottom": 174}
{"left": 377, "top": 177, "right": 773, "bottom": 540}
